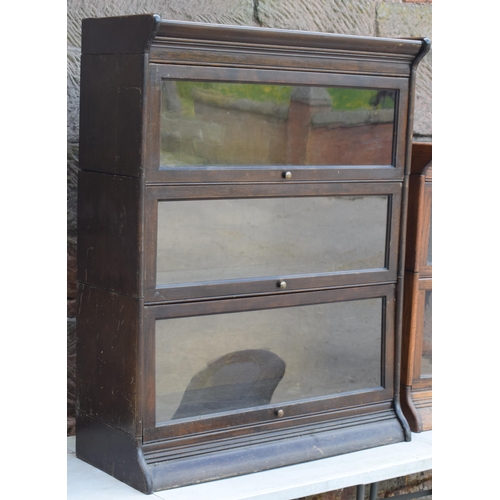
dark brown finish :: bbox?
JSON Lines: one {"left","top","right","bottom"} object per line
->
{"left": 145, "top": 416, "right": 404, "bottom": 492}
{"left": 76, "top": 284, "right": 143, "bottom": 435}
{"left": 82, "top": 14, "right": 161, "bottom": 55}
{"left": 401, "top": 142, "right": 432, "bottom": 432}
{"left": 79, "top": 54, "right": 149, "bottom": 177}
{"left": 76, "top": 14, "right": 430, "bottom": 494}
{"left": 150, "top": 20, "right": 422, "bottom": 77}
{"left": 77, "top": 171, "right": 143, "bottom": 296}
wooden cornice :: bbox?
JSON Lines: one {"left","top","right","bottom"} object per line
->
{"left": 81, "top": 14, "right": 430, "bottom": 78}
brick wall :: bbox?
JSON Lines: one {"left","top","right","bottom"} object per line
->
{"left": 298, "top": 470, "right": 432, "bottom": 499}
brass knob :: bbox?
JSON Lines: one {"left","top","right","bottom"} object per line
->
{"left": 278, "top": 280, "right": 287, "bottom": 289}
{"left": 283, "top": 171, "right": 292, "bottom": 179}
{"left": 275, "top": 409, "right": 285, "bottom": 417}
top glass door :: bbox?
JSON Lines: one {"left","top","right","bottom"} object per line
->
{"left": 160, "top": 81, "right": 395, "bottom": 168}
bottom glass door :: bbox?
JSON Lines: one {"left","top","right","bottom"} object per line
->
{"left": 155, "top": 296, "right": 385, "bottom": 424}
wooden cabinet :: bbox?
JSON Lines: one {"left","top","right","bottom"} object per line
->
{"left": 401, "top": 142, "right": 432, "bottom": 432}
{"left": 76, "top": 14, "right": 430, "bottom": 493}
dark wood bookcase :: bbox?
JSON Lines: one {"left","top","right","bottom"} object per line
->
{"left": 401, "top": 142, "right": 432, "bottom": 432}
{"left": 76, "top": 14, "right": 430, "bottom": 493}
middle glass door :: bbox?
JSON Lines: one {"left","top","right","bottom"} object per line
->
{"left": 156, "top": 195, "right": 388, "bottom": 285}
{"left": 145, "top": 182, "right": 401, "bottom": 302}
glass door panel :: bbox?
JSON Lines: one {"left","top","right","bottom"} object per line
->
{"left": 427, "top": 207, "right": 432, "bottom": 266}
{"left": 420, "top": 289, "right": 432, "bottom": 377}
{"left": 161, "top": 81, "right": 395, "bottom": 167}
{"left": 156, "top": 195, "right": 389, "bottom": 286}
{"left": 155, "top": 298, "right": 383, "bottom": 423}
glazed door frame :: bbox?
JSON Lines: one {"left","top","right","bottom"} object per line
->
{"left": 143, "top": 182, "right": 402, "bottom": 303}
{"left": 141, "top": 284, "right": 396, "bottom": 444}
{"left": 142, "top": 64, "right": 410, "bottom": 184}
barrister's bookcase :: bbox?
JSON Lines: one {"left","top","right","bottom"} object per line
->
{"left": 401, "top": 142, "right": 432, "bottom": 432}
{"left": 76, "top": 14, "right": 430, "bottom": 493}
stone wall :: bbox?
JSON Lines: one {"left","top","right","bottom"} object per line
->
{"left": 67, "top": 0, "right": 431, "bottom": 496}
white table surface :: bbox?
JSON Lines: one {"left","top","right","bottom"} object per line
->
{"left": 68, "top": 431, "right": 432, "bottom": 500}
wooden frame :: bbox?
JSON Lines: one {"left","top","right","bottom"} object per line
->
{"left": 76, "top": 14, "right": 430, "bottom": 494}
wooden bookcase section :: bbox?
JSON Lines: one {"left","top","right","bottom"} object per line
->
{"left": 401, "top": 142, "right": 432, "bottom": 432}
{"left": 76, "top": 14, "right": 430, "bottom": 493}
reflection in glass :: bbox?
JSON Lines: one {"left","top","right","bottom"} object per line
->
{"left": 156, "top": 196, "right": 388, "bottom": 285}
{"left": 156, "top": 298, "right": 383, "bottom": 423}
{"left": 161, "top": 81, "right": 395, "bottom": 167}
{"left": 421, "top": 290, "right": 432, "bottom": 377}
